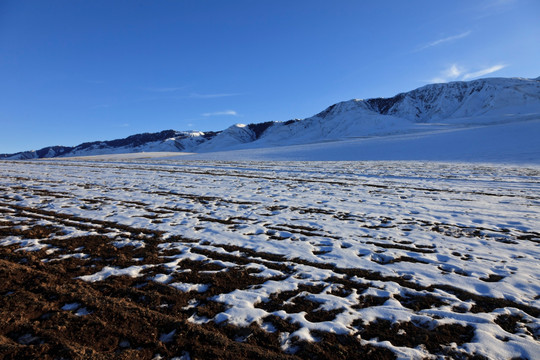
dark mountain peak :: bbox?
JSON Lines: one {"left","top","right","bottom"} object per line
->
{"left": 246, "top": 121, "right": 275, "bottom": 139}
{"left": 365, "top": 93, "right": 406, "bottom": 115}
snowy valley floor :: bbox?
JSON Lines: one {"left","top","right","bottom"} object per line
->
{"left": 0, "top": 159, "right": 539, "bottom": 359}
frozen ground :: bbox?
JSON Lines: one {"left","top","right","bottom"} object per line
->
{"left": 57, "top": 152, "right": 195, "bottom": 161}
{"left": 0, "top": 159, "right": 539, "bottom": 359}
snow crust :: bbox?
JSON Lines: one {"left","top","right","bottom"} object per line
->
{"left": 1, "top": 159, "right": 539, "bottom": 358}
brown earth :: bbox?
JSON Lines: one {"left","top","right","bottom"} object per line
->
{"left": 0, "top": 250, "right": 395, "bottom": 360}
{"left": 2, "top": 162, "right": 539, "bottom": 360}
{"left": 0, "top": 216, "right": 396, "bottom": 360}
{"left": 1, "top": 209, "right": 536, "bottom": 359}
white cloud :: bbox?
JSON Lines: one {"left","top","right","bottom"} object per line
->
{"left": 462, "top": 64, "right": 506, "bottom": 80}
{"left": 416, "top": 31, "right": 471, "bottom": 51}
{"left": 202, "top": 110, "right": 238, "bottom": 117}
{"left": 430, "top": 64, "right": 463, "bottom": 83}
{"left": 444, "top": 64, "right": 464, "bottom": 79}
{"left": 430, "top": 63, "right": 506, "bottom": 83}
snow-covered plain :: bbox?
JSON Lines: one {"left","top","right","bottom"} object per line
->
{"left": 1, "top": 159, "right": 539, "bottom": 359}
{"left": 169, "top": 117, "right": 540, "bottom": 163}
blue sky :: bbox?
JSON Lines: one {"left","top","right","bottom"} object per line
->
{"left": 1, "top": 0, "right": 539, "bottom": 153}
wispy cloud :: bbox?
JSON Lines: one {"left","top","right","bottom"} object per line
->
{"left": 430, "top": 63, "right": 506, "bottom": 83}
{"left": 202, "top": 110, "right": 238, "bottom": 117}
{"left": 462, "top": 64, "right": 506, "bottom": 80}
{"left": 445, "top": 64, "right": 464, "bottom": 79}
{"left": 430, "top": 64, "right": 464, "bottom": 83}
{"left": 190, "top": 93, "right": 241, "bottom": 99}
{"left": 473, "top": 0, "right": 516, "bottom": 20}
{"left": 416, "top": 31, "right": 471, "bottom": 52}
{"left": 481, "top": 0, "right": 516, "bottom": 11}
{"left": 111, "top": 123, "right": 130, "bottom": 128}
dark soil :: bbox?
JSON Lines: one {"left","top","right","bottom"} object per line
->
{"left": 356, "top": 318, "right": 475, "bottom": 354}
{"left": 0, "top": 211, "right": 395, "bottom": 360}
{"left": 2, "top": 165, "right": 539, "bottom": 360}
{"left": 394, "top": 292, "right": 447, "bottom": 311}
{"left": 0, "top": 252, "right": 394, "bottom": 360}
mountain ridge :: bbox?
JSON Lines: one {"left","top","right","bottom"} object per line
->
{"left": 2, "top": 76, "right": 539, "bottom": 160}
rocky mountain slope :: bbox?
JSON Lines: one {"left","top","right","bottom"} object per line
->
{"left": 2, "top": 77, "right": 539, "bottom": 160}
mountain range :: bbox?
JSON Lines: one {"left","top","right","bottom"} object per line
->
{"left": 2, "top": 76, "right": 539, "bottom": 160}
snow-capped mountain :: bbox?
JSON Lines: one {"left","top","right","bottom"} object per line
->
{"left": 2, "top": 77, "right": 539, "bottom": 160}
{"left": 363, "top": 77, "right": 540, "bottom": 122}
{"left": 1, "top": 130, "right": 217, "bottom": 160}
